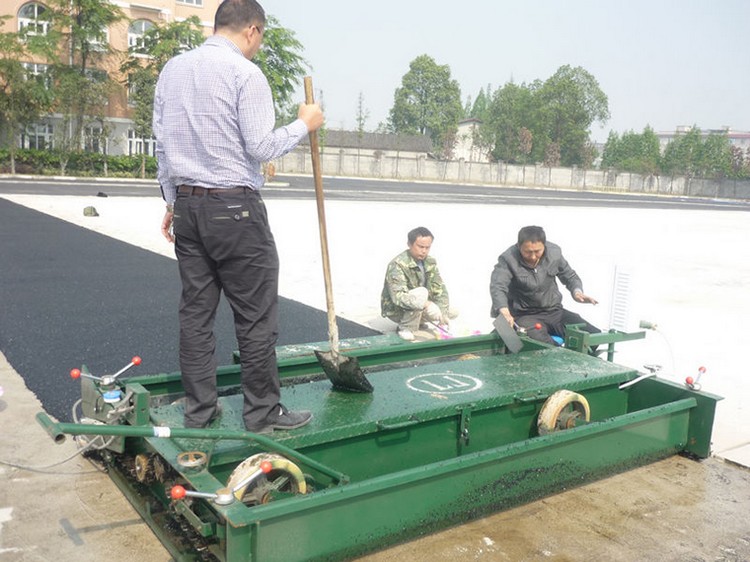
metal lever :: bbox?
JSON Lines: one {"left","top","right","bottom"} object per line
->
{"left": 69, "top": 356, "right": 142, "bottom": 403}
{"left": 619, "top": 364, "right": 661, "bottom": 389}
{"left": 685, "top": 366, "right": 706, "bottom": 390}
{"left": 70, "top": 356, "right": 142, "bottom": 385}
{"left": 170, "top": 461, "right": 272, "bottom": 506}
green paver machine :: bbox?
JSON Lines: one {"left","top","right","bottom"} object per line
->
{"left": 36, "top": 326, "right": 721, "bottom": 561}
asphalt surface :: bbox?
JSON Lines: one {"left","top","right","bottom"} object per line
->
{"left": 1, "top": 174, "right": 749, "bottom": 210}
{"left": 0, "top": 197, "right": 377, "bottom": 423}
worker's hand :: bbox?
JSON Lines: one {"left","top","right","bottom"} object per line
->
{"left": 298, "top": 103, "right": 324, "bottom": 132}
{"left": 439, "top": 313, "right": 450, "bottom": 328}
{"left": 161, "top": 209, "right": 174, "bottom": 243}
{"left": 573, "top": 291, "right": 598, "bottom": 305}
{"left": 500, "top": 307, "right": 514, "bottom": 327}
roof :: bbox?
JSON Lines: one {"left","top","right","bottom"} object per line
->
{"left": 299, "top": 130, "right": 433, "bottom": 152}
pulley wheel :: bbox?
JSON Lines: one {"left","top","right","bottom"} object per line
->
{"left": 537, "top": 389, "right": 590, "bottom": 435}
{"left": 176, "top": 451, "right": 208, "bottom": 469}
{"left": 226, "top": 453, "right": 307, "bottom": 505}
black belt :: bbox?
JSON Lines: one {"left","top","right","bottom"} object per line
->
{"left": 177, "top": 185, "right": 253, "bottom": 196}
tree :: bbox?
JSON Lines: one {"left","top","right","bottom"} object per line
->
{"left": 355, "top": 91, "right": 369, "bottom": 135}
{"left": 388, "top": 54, "right": 463, "bottom": 157}
{"left": 518, "top": 127, "right": 533, "bottom": 165}
{"left": 484, "top": 81, "right": 540, "bottom": 163}
{"left": 122, "top": 16, "right": 206, "bottom": 177}
{"left": 0, "top": 26, "right": 53, "bottom": 173}
{"left": 600, "top": 126, "right": 661, "bottom": 174}
{"left": 729, "top": 145, "right": 745, "bottom": 179}
{"left": 661, "top": 128, "right": 735, "bottom": 180}
{"left": 661, "top": 126, "right": 703, "bottom": 179}
{"left": 536, "top": 65, "right": 609, "bottom": 167}
{"left": 41, "top": 0, "right": 126, "bottom": 173}
{"left": 470, "top": 87, "right": 490, "bottom": 121}
{"left": 698, "top": 133, "right": 732, "bottom": 179}
{"left": 544, "top": 141, "right": 561, "bottom": 167}
{"left": 353, "top": 91, "right": 369, "bottom": 173}
{"left": 254, "top": 15, "right": 309, "bottom": 120}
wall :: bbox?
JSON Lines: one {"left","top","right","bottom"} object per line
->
{"left": 275, "top": 147, "right": 750, "bottom": 200}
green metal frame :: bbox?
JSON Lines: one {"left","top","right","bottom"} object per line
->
{"left": 39, "top": 329, "right": 721, "bottom": 562}
{"left": 564, "top": 324, "right": 646, "bottom": 361}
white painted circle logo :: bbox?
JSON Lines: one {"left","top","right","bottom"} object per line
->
{"left": 406, "top": 373, "right": 483, "bottom": 394}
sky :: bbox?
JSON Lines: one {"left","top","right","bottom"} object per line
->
{"left": 265, "top": 0, "right": 750, "bottom": 143}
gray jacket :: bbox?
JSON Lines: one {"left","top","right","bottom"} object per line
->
{"left": 489, "top": 241, "right": 583, "bottom": 317}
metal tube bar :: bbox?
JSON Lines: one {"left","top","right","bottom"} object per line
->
{"left": 34, "top": 413, "right": 348, "bottom": 483}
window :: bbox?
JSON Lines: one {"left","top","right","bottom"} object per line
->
{"left": 128, "top": 19, "right": 154, "bottom": 51}
{"left": 84, "top": 126, "right": 107, "bottom": 153}
{"left": 18, "top": 2, "right": 50, "bottom": 36}
{"left": 85, "top": 68, "right": 108, "bottom": 82}
{"left": 128, "top": 129, "right": 156, "bottom": 157}
{"left": 22, "top": 123, "right": 54, "bottom": 150}
{"left": 177, "top": 0, "right": 203, "bottom": 6}
{"left": 82, "top": 68, "right": 109, "bottom": 106}
{"left": 22, "top": 62, "right": 51, "bottom": 89}
{"left": 87, "top": 26, "right": 110, "bottom": 52}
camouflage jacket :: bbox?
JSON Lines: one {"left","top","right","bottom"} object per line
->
{"left": 381, "top": 250, "right": 450, "bottom": 318}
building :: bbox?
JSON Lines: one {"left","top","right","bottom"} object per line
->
{"left": 453, "top": 118, "right": 490, "bottom": 163}
{"left": 299, "top": 129, "right": 433, "bottom": 159}
{"left": 655, "top": 125, "right": 750, "bottom": 153}
{"left": 3, "top": 0, "right": 219, "bottom": 156}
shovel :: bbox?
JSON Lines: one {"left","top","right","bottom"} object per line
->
{"left": 304, "top": 77, "right": 373, "bottom": 393}
{"left": 492, "top": 316, "right": 524, "bottom": 353}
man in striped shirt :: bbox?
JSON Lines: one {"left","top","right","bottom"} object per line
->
{"left": 153, "top": 0, "right": 323, "bottom": 433}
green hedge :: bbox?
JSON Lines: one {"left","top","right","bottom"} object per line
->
{"left": 0, "top": 149, "right": 157, "bottom": 177}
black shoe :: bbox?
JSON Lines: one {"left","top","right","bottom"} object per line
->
{"left": 183, "top": 402, "right": 223, "bottom": 429}
{"left": 206, "top": 403, "right": 223, "bottom": 426}
{"left": 246, "top": 405, "right": 312, "bottom": 434}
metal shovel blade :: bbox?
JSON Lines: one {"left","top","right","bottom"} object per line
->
{"left": 314, "top": 350, "right": 374, "bottom": 393}
{"left": 493, "top": 316, "right": 524, "bottom": 353}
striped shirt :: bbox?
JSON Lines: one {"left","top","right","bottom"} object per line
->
{"left": 153, "top": 35, "right": 308, "bottom": 204}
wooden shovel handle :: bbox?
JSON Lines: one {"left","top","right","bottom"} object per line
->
{"left": 304, "top": 76, "right": 339, "bottom": 354}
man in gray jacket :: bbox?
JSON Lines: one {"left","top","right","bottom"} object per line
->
{"left": 489, "top": 225, "right": 600, "bottom": 345}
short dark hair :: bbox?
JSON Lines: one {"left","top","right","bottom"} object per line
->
{"left": 408, "top": 226, "right": 433, "bottom": 245}
{"left": 517, "top": 225, "right": 546, "bottom": 246}
{"left": 214, "top": 0, "right": 266, "bottom": 33}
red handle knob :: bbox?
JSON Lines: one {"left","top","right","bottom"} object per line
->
{"left": 132, "top": 356, "right": 142, "bottom": 366}
{"left": 170, "top": 485, "right": 186, "bottom": 500}
{"left": 70, "top": 368, "right": 81, "bottom": 379}
{"left": 260, "top": 460, "right": 273, "bottom": 474}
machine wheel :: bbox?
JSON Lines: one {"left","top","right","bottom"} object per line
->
{"left": 537, "top": 390, "right": 590, "bottom": 435}
{"left": 226, "top": 453, "right": 307, "bottom": 505}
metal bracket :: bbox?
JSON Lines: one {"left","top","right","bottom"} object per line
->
{"left": 457, "top": 406, "right": 473, "bottom": 453}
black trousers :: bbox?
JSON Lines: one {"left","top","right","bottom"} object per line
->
{"left": 513, "top": 307, "right": 600, "bottom": 346}
{"left": 173, "top": 188, "right": 281, "bottom": 429}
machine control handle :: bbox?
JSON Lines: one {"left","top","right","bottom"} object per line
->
{"left": 70, "top": 356, "right": 142, "bottom": 383}
{"left": 170, "top": 461, "right": 273, "bottom": 506}
{"left": 685, "top": 366, "right": 707, "bottom": 390}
